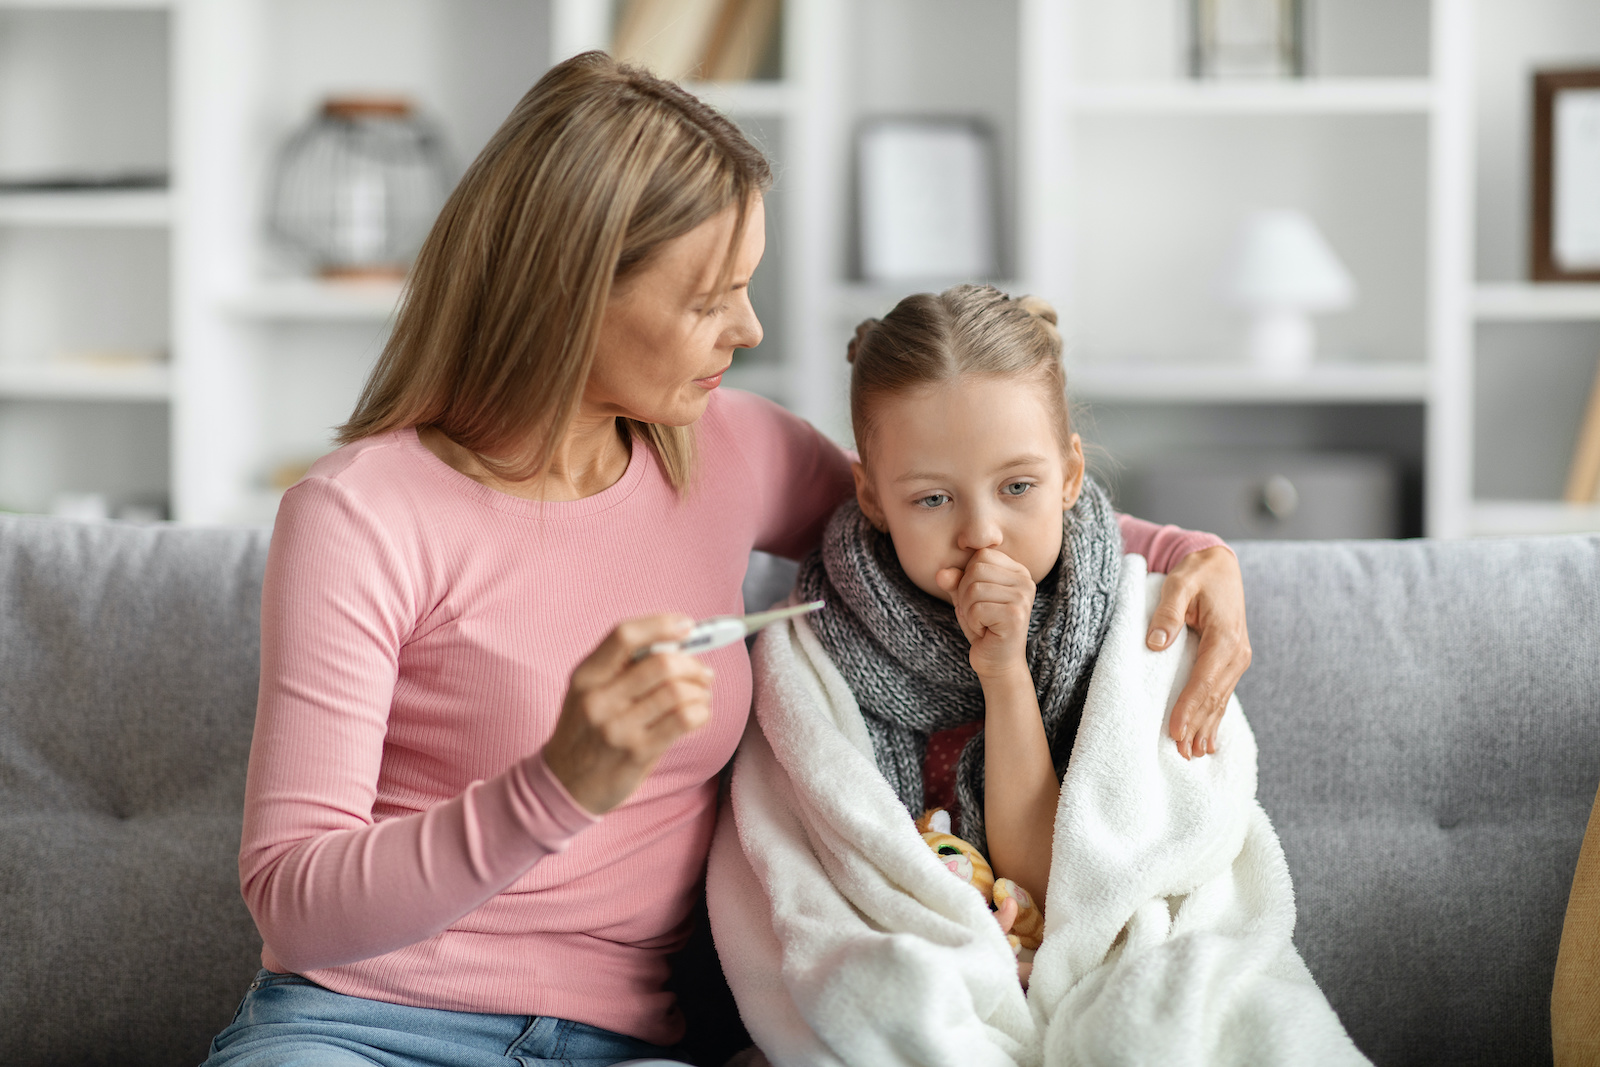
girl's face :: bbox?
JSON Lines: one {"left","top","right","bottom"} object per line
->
{"left": 853, "top": 375, "right": 1085, "bottom": 604}
{"left": 585, "top": 197, "right": 766, "bottom": 427}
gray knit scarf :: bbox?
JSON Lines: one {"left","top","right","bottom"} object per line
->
{"left": 794, "top": 477, "right": 1123, "bottom": 858}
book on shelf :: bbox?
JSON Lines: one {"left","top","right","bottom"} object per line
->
{"left": 0, "top": 172, "right": 168, "bottom": 193}
{"left": 613, "top": 0, "right": 781, "bottom": 84}
{"left": 1565, "top": 353, "right": 1600, "bottom": 503}
{"left": 701, "top": 0, "right": 781, "bottom": 82}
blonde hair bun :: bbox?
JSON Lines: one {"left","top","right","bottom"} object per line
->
{"left": 1015, "top": 294, "right": 1057, "bottom": 325}
{"left": 847, "top": 318, "right": 881, "bottom": 365}
{"left": 1015, "top": 295, "right": 1060, "bottom": 341}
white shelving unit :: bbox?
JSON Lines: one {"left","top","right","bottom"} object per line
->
{"left": 1466, "top": 0, "right": 1600, "bottom": 535}
{"left": 1061, "top": 79, "right": 1438, "bottom": 115}
{"left": 4, "top": 0, "right": 1589, "bottom": 537}
{"left": 170, "top": 0, "right": 815, "bottom": 523}
{"left": 1475, "top": 283, "right": 1600, "bottom": 321}
{"left": 0, "top": 0, "right": 173, "bottom": 517}
{"left": 174, "top": 0, "right": 554, "bottom": 524}
{"left": 223, "top": 280, "right": 403, "bottom": 324}
{"left": 0, "top": 362, "right": 170, "bottom": 401}
{"left": 1012, "top": 0, "right": 1465, "bottom": 536}
{"left": 1068, "top": 363, "right": 1432, "bottom": 405}
{"left": 0, "top": 190, "right": 170, "bottom": 227}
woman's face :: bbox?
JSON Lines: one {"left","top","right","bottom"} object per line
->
{"left": 854, "top": 375, "right": 1085, "bottom": 603}
{"left": 586, "top": 197, "right": 766, "bottom": 427}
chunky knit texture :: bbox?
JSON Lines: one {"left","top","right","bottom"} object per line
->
{"left": 795, "top": 478, "right": 1124, "bottom": 856}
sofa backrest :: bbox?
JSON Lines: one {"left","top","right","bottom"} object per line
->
{"left": 0, "top": 515, "right": 270, "bottom": 1066}
{"left": 2, "top": 518, "right": 1596, "bottom": 1065}
{"left": 1236, "top": 535, "right": 1600, "bottom": 1066}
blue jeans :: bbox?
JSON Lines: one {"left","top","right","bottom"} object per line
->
{"left": 202, "top": 970, "right": 693, "bottom": 1067}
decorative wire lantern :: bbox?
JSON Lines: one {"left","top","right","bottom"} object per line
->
{"left": 268, "top": 97, "right": 451, "bottom": 279}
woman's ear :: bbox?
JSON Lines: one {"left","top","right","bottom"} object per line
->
{"left": 853, "top": 461, "right": 889, "bottom": 531}
{"left": 1061, "top": 433, "right": 1086, "bottom": 510}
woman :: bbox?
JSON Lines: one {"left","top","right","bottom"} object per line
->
{"left": 204, "top": 53, "right": 1251, "bottom": 1066}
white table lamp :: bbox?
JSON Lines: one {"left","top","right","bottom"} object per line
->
{"left": 1225, "top": 209, "right": 1356, "bottom": 375}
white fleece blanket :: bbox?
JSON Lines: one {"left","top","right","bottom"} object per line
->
{"left": 706, "top": 555, "right": 1368, "bottom": 1067}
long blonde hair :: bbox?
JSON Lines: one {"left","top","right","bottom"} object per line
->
{"left": 846, "top": 283, "right": 1071, "bottom": 455}
{"left": 337, "top": 52, "right": 772, "bottom": 489}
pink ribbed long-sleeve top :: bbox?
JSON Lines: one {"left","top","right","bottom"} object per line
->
{"left": 240, "top": 388, "right": 1221, "bottom": 1044}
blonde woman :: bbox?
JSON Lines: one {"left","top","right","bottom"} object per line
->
{"left": 203, "top": 54, "right": 1251, "bottom": 1066}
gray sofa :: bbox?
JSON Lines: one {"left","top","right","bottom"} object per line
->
{"left": 1, "top": 513, "right": 1596, "bottom": 1065}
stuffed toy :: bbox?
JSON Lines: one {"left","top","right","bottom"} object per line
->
{"left": 916, "top": 808, "right": 1044, "bottom": 952}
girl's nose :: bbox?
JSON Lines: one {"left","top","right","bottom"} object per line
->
{"left": 956, "top": 506, "right": 1002, "bottom": 551}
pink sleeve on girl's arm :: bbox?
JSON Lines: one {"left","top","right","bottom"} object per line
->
{"left": 239, "top": 478, "right": 598, "bottom": 974}
{"left": 1116, "top": 513, "right": 1233, "bottom": 574}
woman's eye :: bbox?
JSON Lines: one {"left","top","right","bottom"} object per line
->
{"left": 1003, "top": 481, "right": 1033, "bottom": 497}
{"left": 915, "top": 493, "right": 950, "bottom": 509}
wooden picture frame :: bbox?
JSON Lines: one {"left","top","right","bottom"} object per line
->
{"left": 1532, "top": 68, "right": 1600, "bottom": 282}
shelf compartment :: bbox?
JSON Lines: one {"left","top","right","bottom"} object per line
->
{"left": 684, "top": 80, "right": 794, "bottom": 119}
{"left": 1063, "top": 79, "right": 1436, "bottom": 116}
{"left": 1470, "top": 500, "right": 1600, "bottom": 537}
{"left": 225, "top": 280, "right": 404, "bottom": 323}
{"left": 0, "top": 360, "right": 169, "bottom": 400}
{"left": 0, "top": 189, "right": 170, "bottom": 226}
{"left": 1473, "top": 283, "right": 1600, "bottom": 321}
{"left": 1068, "top": 362, "right": 1429, "bottom": 404}
{"left": 0, "top": 1, "right": 170, "bottom": 8}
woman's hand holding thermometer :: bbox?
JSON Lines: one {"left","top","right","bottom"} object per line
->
{"left": 543, "top": 602, "right": 825, "bottom": 816}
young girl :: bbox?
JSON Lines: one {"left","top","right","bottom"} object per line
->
{"left": 794, "top": 283, "right": 1229, "bottom": 911}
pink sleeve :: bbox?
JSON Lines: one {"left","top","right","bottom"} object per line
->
{"left": 239, "top": 477, "right": 599, "bottom": 973}
{"left": 1116, "top": 513, "right": 1233, "bottom": 574}
{"left": 723, "top": 390, "right": 856, "bottom": 560}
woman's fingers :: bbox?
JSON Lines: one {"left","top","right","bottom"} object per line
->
{"left": 546, "top": 615, "right": 716, "bottom": 813}
{"left": 1165, "top": 606, "right": 1252, "bottom": 760}
{"left": 572, "top": 614, "right": 694, "bottom": 689}
{"left": 586, "top": 654, "right": 712, "bottom": 758}
{"left": 613, "top": 674, "right": 714, "bottom": 763}
{"left": 1153, "top": 547, "right": 1251, "bottom": 760}
{"left": 1146, "top": 576, "right": 1192, "bottom": 652}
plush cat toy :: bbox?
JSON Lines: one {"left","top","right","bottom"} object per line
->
{"left": 915, "top": 808, "right": 1045, "bottom": 953}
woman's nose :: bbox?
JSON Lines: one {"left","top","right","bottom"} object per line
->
{"left": 729, "top": 292, "right": 763, "bottom": 350}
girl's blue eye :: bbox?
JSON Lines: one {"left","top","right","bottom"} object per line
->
{"left": 916, "top": 494, "right": 950, "bottom": 509}
{"left": 1003, "top": 481, "right": 1033, "bottom": 497}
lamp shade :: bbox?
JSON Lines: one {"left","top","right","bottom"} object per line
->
{"left": 1225, "top": 209, "right": 1356, "bottom": 311}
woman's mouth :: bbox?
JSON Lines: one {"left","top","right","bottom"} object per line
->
{"left": 694, "top": 367, "right": 728, "bottom": 390}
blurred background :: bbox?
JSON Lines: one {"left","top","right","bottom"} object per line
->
{"left": 1, "top": 0, "right": 1598, "bottom": 541}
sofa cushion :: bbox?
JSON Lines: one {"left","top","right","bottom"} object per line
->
{"left": 0, "top": 515, "right": 270, "bottom": 1066}
{"left": 1237, "top": 535, "right": 1600, "bottom": 1066}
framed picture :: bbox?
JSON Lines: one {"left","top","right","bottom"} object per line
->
{"left": 1533, "top": 68, "right": 1600, "bottom": 281}
{"left": 857, "top": 118, "right": 998, "bottom": 284}
{"left": 1189, "top": 0, "right": 1305, "bottom": 80}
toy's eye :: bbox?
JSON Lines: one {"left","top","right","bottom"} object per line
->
{"left": 937, "top": 845, "right": 962, "bottom": 856}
